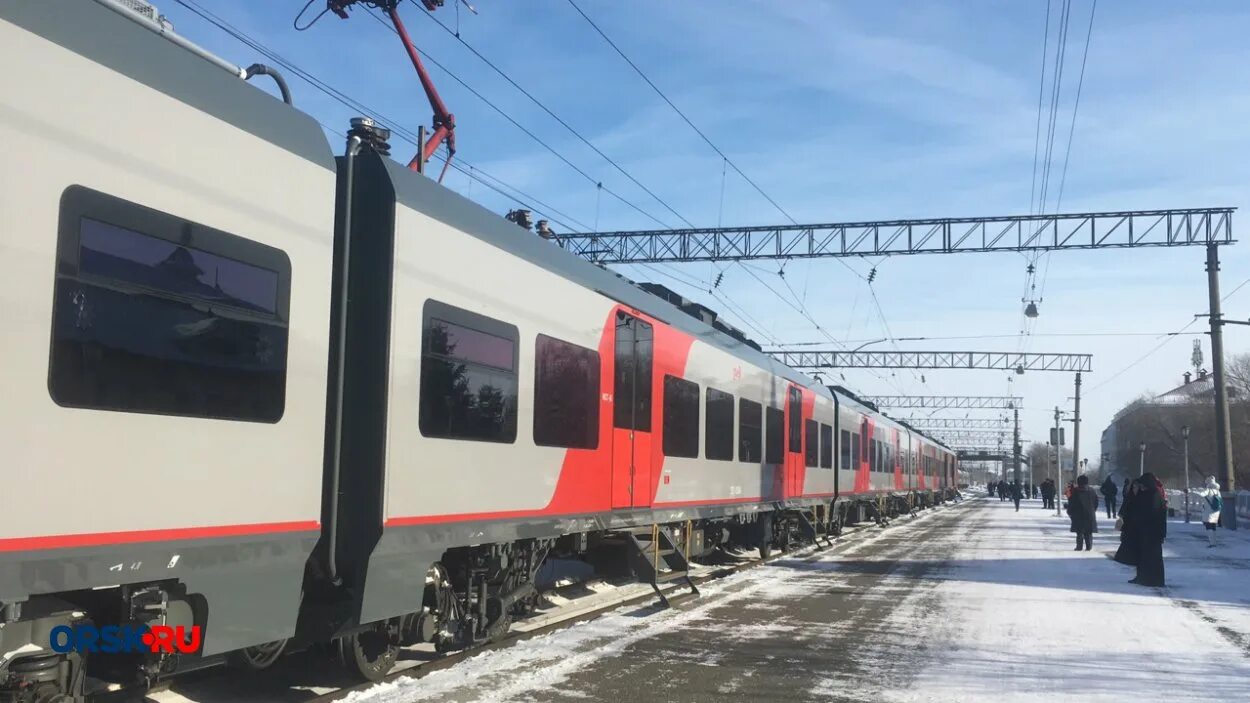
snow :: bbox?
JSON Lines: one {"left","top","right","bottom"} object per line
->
{"left": 873, "top": 498, "right": 1250, "bottom": 703}
{"left": 339, "top": 508, "right": 939, "bottom": 703}
{"left": 341, "top": 497, "right": 1250, "bottom": 703}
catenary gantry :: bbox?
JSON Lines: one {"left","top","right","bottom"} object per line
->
{"left": 552, "top": 208, "right": 1234, "bottom": 263}
{"left": 865, "top": 395, "right": 1022, "bottom": 410}
{"left": 776, "top": 350, "right": 1091, "bottom": 372}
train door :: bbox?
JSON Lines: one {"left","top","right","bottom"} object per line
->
{"left": 612, "top": 312, "right": 654, "bottom": 509}
{"left": 785, "top": 385, "right": 804, "bottom": 498}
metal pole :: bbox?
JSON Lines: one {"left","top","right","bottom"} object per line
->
{"left": 1012, "top": 404, "right": 1021, "bottom": 489}
{"left": 1206, "top": 243, "right": 1238, "bottom": 530}
{"left": 1054, "top": 407, "right": 1062, "bottom": 517}
{"left": 1184, "top": 431, "right": 1191, "bottom": 523}
{"left": 1072, "top": 372, "right": 1081, "bottom": 479}
{"left": 1140, "top": 445, "right": 1145, "bottom": 477}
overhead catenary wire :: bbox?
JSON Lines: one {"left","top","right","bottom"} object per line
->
{"left": 357, "top": 6, "right": 674, "bottom": 230}
{"left": 174, "top": 1, "right": 611, "bottom": 237}
{"left": 415, "top": 4, "right": 697, "bottom": 228}
{"left": 175, "top": 2, "right": 793, "bottom": 345}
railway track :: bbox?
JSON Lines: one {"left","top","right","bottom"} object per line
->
{"left": 138, "top": 500, "right": 969, "bottom": 703}
{"left": 310, "top": 503, "right": 967, "bottom": 703}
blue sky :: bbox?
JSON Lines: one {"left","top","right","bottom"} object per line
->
{"left": 161, "top": 0, "right": 1250, "bottom": 468}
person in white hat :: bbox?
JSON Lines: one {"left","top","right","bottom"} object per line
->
{"left": 1194, "top": 476, "right": 1224, "bottom": 548}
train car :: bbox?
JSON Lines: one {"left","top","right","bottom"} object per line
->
{"left": 1, "top": 1, "right": 336, "bottom": 697}
{"left": 0, "top": 2, "right": 958, "bottom": 698}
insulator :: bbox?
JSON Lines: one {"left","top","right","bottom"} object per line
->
{"left": 713, "top": 272, "right": 724, "bottom": 288}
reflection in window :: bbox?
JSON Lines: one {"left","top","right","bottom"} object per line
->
{"left": 820, "top": 423, "right": 834, "bottom": 469}
{"left": 788, "top": 387, "right": 802, "bottom": 453}
{"left": 765, "top": 406, "right": 784, "bottom": 465}
{"left": 805, "top": 419, "right": 819, "bottom": 468}
{"left": 613, "top": 313, "right": 653, "bottom": 432}
{"left": 705, "top": 387, "right": 734, "bottom": 461}
{"left": 839, "top": 429, "right": 851, "bottom": 471}
{"left": 739, "top": 398, "right": 762, "bottom": 463}
{"left": 662, "top": 374, "right": 699, "bottom": 458}
{"left": 49, "top": 209, "right": 288, "bottom": 422}
{"left": 534, "top": 335, "right": 599, "bottom": 449}
{"left": 419, "top": 310, "right": 518, "bottom": 443}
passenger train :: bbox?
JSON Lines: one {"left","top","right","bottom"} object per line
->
{"left": 0, "top": 2, "right": 957, "bottom": 700}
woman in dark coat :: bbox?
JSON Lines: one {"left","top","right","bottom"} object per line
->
{"left": 1128, "top": 473, "right": 1168, "bottom": 586}
{"left": 1114, "top": 480, "right": 1140, "bottom": 566}
{"left": 1067, "top": 475, "right": 1099, "bottom": 550}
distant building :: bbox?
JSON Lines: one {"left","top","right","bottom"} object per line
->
{"left": 1098, "top": 370, "right": 1228, "bottom": 482}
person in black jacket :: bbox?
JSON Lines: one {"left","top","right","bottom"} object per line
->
{"left": 1114, "top": 480, "right": 1139, "bottom": 566}
{"left": 1126, "top": 473, "right": 1168, "bottom": 586}
{"left": 1040, "top": 478, "right": 1056, "bottom": 510}
{"left": 1067, "top": 475, "right": 1099, "bottom": 550}
{"left": 1100, "top": 476, "right": 1118, "bottom": 518}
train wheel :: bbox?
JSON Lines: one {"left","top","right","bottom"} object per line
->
{"left": 336, "top": 622, "right": 398, "bottom": 683}
{"left": 228, "top": 639, "right": 288, "bottom": 672}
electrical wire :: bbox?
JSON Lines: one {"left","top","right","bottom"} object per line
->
{"left": 563, "top": 0, "right": 868, "bottom": 280}
{"left": 186, "top": 0, "right": 777, "bottom": 349}
{"left": 174, "top": 0, "right": 596, "bottom": 235}
{"left": 1028, "top": 0, "right": 1053, "bottom": 217}
{"left": 416, "top": 5, "right": 697, "bottom": 228}
{"left": 357, "top": 6, "right": 675, "bottom": 230}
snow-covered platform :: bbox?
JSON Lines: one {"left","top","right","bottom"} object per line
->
{"left": 338, "top": 497, "right": 1250, "bottom": 703}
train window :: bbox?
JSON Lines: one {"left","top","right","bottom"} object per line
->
{"left": 851, "top": 432, "right": 861, "bottom": 471}
{"left": 420, "top": 301, "right": 519, "bottom": 443}
{"left": 804, "top": 419, "right": 818, "bottom": 467}
{"left": 839, "top": 429, "right": 851, "bottom": 470}
{"left": 533, "top": 335, "right": 600, "bottom": 449}
{"left": 820, "top": 424, "right": 833, "bottom": 469}
{"left": 738, "top": 398, "right": 762, "bottom": 463}
{"left": 765, "top": 406, "right": 784, "bottom": 464}
{"left": 662, "top": 375, "right": 699, "bottom": 458}
{"left": 869, "top": 438, "right": 878, "bottom": 473}
{"left": 48, "top": 187, "right": 289, "bottom": 422}
{"left": 705, "top": 387, "right": 735, "bottom": 461}
{"left": 613, "top": 313, "right": 653, "bottom": 432}
{"left": 787, "top": 387, "right": 802, "bottom": 453}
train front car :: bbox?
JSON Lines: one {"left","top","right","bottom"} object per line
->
{"left": 0, "top": 3, "right": 335, "bottom": 698}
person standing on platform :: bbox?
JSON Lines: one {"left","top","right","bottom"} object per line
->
{"left": 1067, "top": 475, "right": 1099, "bottom": 551}
{"left": 1193, "top": 476, "right": 1224, "bottom": 548}
{"left": 1041, "top": 479, "right": 1056, "bottom": 510}
{"left": 1114, "top": 480, "right": 1139, "bottom": 566}
{"left": 1126, "top": 473, "right": 1168, "bottom": 586}
{"left": 1101, "top": 476, "right": 1119, "bottom": 518}
{"left": 1011, "top": 481, "right": 1023, "bottom": 512}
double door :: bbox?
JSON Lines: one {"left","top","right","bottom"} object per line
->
{"left": 612, "top": 312, "right": 653, "bottom": 509}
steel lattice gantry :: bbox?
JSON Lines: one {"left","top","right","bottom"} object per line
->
{"left": 775, "top": 350, "right": 1091, "bottom": 372}
{"left": 926, "top": 430, "right": 1014, "bottom": 445}
{"left": 551, "top": 208, "right": 1235, "bottom": 263}
{"left": 957, "top": 450, "right": 1030, "bottom": 465}
{"left": 865, "top": 395, "right": 1022, "bottom": 410}
{"left": 899, "top": 418, "right": 1012, "bottom": 430}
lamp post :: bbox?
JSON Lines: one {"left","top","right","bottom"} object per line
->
{"left": 1139, "top": 442, "right": 1147, "bottom": 477}
{"left": 1182, "top": 426, "right": 1191, "bottom": 523}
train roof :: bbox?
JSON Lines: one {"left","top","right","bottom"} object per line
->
{"left": 376, "top": 157, "right": 830, "bottom": 394}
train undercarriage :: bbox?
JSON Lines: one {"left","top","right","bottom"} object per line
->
{"left": 0, "top": 493, "right": 953, "bottom": 700}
